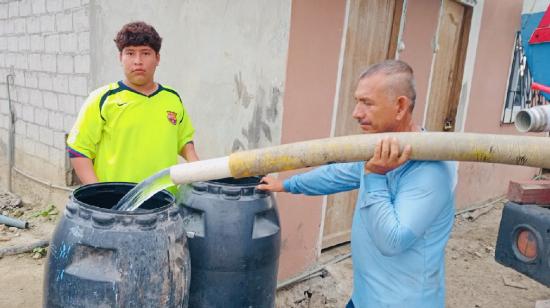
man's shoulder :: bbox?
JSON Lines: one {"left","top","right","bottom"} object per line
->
{"left": 398, "top": 160, "right": 456, "bottom": 181}
{"left": 409, "top": 160, "right": 456, "bottom": 173}
{"left": 401, "top": 160, "right": 457, "bottom": 189}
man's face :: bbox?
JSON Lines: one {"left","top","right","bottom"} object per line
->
{"left": 119, "top": 45, "right": 160, "bottom": 87}
{"left": 352, "top": 74, "right": 399, "bottom": 134}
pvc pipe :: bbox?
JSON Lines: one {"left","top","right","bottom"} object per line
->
{"left": 276, "top": 253, "right": 350, "bottom": 290}
{"left": 515, "top": 104, "right": 550, "bottom": 132}
{"left": 4, "top": 71, "right": 73, "bottom": 194}
{"left": 13, "top": 167, "right": 74, "bottom": 192}
{"left": 0, "top": 214, "right": 28, "bottom": 229}
{"left": 169, "top": 132, "right": 550, "bottom": 184}
{"left": 5, "top": 72, "right": 15, "bottom": 193}
{"left": 170, "top": 157, "right": 230, "bottom": 185}
{"left": 0, "top": 239, "right": 48, "bottom": 257}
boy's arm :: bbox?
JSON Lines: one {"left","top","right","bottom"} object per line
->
{"left": 70, "top": 157, "right": 99, "bottom": 184}
{"left": 66, "top": 86, "right": 108, "bottom": 183}
{"left": 180, "top": 141, "right": 199, "bottom": 162}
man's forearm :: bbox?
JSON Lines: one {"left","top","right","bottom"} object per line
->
{"left": 285, "top": 162, "right": 362, "bottom": 195}
{"left": 70, "top": 157, "right": 98, "bottom": 184}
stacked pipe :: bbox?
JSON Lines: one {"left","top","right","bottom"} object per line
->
{"left": 515, "top": 105, "right": 550, "bottom": 132}
{"left": 515, "top": 82, "right": 550, "bottom": 133}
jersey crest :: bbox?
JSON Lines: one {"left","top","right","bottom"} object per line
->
{"left": 167, "top": 111, "right": 177, "bottom": 125}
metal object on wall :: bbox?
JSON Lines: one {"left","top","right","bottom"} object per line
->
{"left": 502, "top": 32, "right": 535, "bottom": 124}
{"left": 495, "top": 202, "right": 550, "bottom": 287}
{"left": 4, "top": 68, "right": 74, "bottom": 193}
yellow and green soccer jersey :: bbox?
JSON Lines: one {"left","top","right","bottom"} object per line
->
{"left": 67, "top": 81, "right": 195, "bottom": 184}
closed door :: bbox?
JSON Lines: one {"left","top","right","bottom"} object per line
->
{"left": 322, "top": 0, "right": 403, "bottom": 249}
{"left": 424, "top": 0, "right": 472, "bottom": 132}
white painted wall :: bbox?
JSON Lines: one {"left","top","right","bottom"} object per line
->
{"left": 90, "top": 0, "right": 291, "bottom": 159}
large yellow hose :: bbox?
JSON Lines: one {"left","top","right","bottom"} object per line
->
{"left": 170, "top": 132, "right": 550, "bottom": 184}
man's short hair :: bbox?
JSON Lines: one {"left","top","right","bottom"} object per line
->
{"left": 359, "top": 60, "right": 417, "bottom": 110}
{"left": 114, "top": 21, "right": 162, "bottom": 53}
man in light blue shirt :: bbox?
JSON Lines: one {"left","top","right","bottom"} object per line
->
{"left": 257, "top": 60, "right": 456, "bottom": 307}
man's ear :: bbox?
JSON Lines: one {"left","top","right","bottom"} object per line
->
{"left": 156, "top": 52, "right": 160, "bottom": 65}
{"left": 118, "top": 52, "right": 122, "bottom": 63}
{"left": 395, "top": 96, "right": 411, "bottom": 120}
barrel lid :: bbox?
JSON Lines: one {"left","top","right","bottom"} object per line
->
{"left": 191, "top": 177, "right": 270, "bottom": 200}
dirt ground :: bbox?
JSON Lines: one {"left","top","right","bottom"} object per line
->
{"left": 275, "top": 200, "right": 550, "bottom": 308}
{"left": 0, "top": 196, "right": 549, "bottom": 307}
{"left": 0, "top": 192, "right": 57, "bottom": 308}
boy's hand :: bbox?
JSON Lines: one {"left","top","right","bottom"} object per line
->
{"left": 365, "top": 137, "right": 412, "bottom": 175}
{"left": 256, "top": 176, "right": 285, "bottom": 192}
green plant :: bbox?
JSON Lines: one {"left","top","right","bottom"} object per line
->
{"left": 32, "top": 247, "right": 47, "bottom": 256}
{"left": 30, "top": 205, "right": 58, "bottom": 219}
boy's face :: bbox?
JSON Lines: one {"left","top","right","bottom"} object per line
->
{"left": 119, "top": 45, "right": 160, "bottom": 87}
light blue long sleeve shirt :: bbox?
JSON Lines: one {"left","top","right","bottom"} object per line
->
{"left": 283, "top": 160, "right": 457, "bottom": 308}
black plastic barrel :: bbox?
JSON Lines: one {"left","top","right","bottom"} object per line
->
{"left": 43, "top": 182, "right": 190, "bottom": 307}
{"left": 179, "top": 177, "right": 281, "bottom": 308}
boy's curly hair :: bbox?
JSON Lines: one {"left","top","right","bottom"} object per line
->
{"left": 114, "top": 21, "right": 162, "bottom": 53}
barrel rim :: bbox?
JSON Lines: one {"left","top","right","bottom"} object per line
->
{"left": 204, "top": 176, "right": 263, "bottom": 187}
{"left": 72, "top": 182, "right": 175, "bottom": 215}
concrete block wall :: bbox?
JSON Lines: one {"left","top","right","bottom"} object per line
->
{"left": 0, "top": 0, "right": 90, "bottom": 199}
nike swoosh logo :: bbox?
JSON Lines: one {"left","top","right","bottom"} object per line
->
{"left": 117, "top": 102, "right": 128, "bottom": 106}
